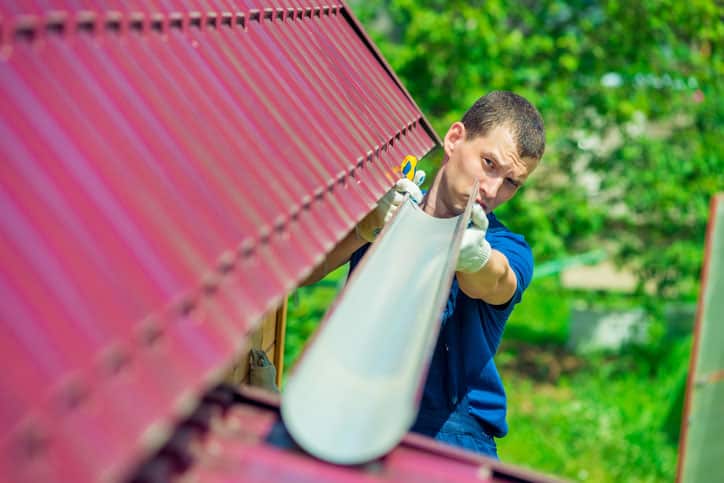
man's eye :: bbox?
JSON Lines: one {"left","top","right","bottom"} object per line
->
{"left": 506, "top": 178, "right": 519, "bottom": 188}
{"left": 483, "top": 158, "right": 494, "bottom": 167}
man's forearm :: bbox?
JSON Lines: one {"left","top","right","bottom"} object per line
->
{"left": 301, "top": 177, "right": 423, "bottom": 286}
{"left": 456, "top": 249, "right": 517, "bottom": 305}
{"left": 300, "top": 228, "right": 368, "bottom": 286}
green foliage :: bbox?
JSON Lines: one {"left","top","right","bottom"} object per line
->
{"left": 350, "top": 0, "right": 723, "bottom": 299}
{"left": 283, "top": 265, "right": 347, "bottom": 384}
{"left": 502, "top": 277, "right": 571, "bottom": 345}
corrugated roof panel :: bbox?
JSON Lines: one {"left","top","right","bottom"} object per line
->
{"left": 128, "top": 387, "right": 560, "bottom": 483}
{"left": 1, "top": 2, "right": 438, "bottom": 481}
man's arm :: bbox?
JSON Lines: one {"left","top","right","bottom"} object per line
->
{"left": 300, "top": 229, "right": 367, "bottom": 286}
{"left": 456, "top": 249, "right": 517, "bottom": 305}
{"left": 454, "top": 203, "right": 518, "bottom": 306}
{"left": 300, "top": 177, "right": 424, "bottom": 286}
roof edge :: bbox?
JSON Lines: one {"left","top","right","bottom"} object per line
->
{"left": 339, "top": 1, "right": 443, "bottom": 148}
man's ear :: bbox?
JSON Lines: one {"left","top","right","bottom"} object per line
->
{"left": 443, "top": 122, "right": 466, "bottom": 158}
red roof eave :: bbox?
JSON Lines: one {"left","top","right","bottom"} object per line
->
{"left": 0, "top": 2, "right": 438, "bottom": 481}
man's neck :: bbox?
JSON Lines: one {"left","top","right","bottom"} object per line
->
{"left": 420, "top": 164, "right": 458, "bottom": 219}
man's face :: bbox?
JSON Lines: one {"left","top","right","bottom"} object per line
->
{"left": 439, "top": 122, "right": 537, "bottom": 216}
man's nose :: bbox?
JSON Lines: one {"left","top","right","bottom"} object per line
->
{"left": 481, "top": 176, "right": 504, "bottom": 198}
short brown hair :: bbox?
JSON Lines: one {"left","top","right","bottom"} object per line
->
{"left": 461, "top": 91, "right": 545, "bottom": 160}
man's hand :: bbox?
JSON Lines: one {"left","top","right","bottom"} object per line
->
{"left": 456, "top": 204, "right": 491, "bottom": 273}
{"left": 356, "top": 177, "right": 424, "bottom": 243}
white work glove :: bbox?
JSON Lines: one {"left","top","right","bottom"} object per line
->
{"left": 355, "top": 176, "right": 424, "bottom": 243}
{"left": 456, "top": 204, "right": 491, "bottom": 273}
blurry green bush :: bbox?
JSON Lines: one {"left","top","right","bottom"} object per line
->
{"left": 350, "top": 0, "right": 723, "bottom": 300}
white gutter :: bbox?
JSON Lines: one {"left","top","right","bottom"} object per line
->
{"left": 282, "top": 183, "right": 476, "bottom": 465}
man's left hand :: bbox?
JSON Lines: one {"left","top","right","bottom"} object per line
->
{"left": 456, "top": 204, "right": 491, "bottom": 273}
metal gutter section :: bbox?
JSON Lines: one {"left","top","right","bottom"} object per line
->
{"left": 0, "top": 2, "right": 438, "bottom": 482}
{"left": 282, "top": 187, "right": 475, "bottom": 465}
{"left": 677, "top": 194, "right": 724, "bottom": 483}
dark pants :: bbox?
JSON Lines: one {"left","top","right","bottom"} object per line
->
{"left": 411, "top": 395, "right": 499, "bottom": 459}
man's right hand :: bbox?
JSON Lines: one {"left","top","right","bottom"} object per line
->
{"left": 355, "top": 177, "right": 423, "bottom": 243}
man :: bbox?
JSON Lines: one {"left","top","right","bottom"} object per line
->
{"left": 304, "top": 91, "right": 545, "bottom": 459}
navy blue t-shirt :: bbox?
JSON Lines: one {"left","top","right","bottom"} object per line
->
{"left": 349, "top": 212, "right": 533, "bottom": 438}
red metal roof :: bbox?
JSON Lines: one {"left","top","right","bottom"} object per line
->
{"left": 0, "top": 2, "right": 438, "bottom": 481}
{"left": 132, "top": 386, "right": 561, "bottom": 483}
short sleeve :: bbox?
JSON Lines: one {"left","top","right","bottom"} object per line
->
{"left": 485, "top": 224, "right": 534, "bottom": 308}
{"left": 348, "top": 243, "right": 371, "bottom": 275}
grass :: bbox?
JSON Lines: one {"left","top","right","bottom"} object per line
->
{"left": 495, "top": 278, "right": 690, "bottom": 481}
{"left": 497, "top": 341, "right": 689, "bottom": 481}
{"left": 284, "top": 272, "right": 691, "bottom": 482}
